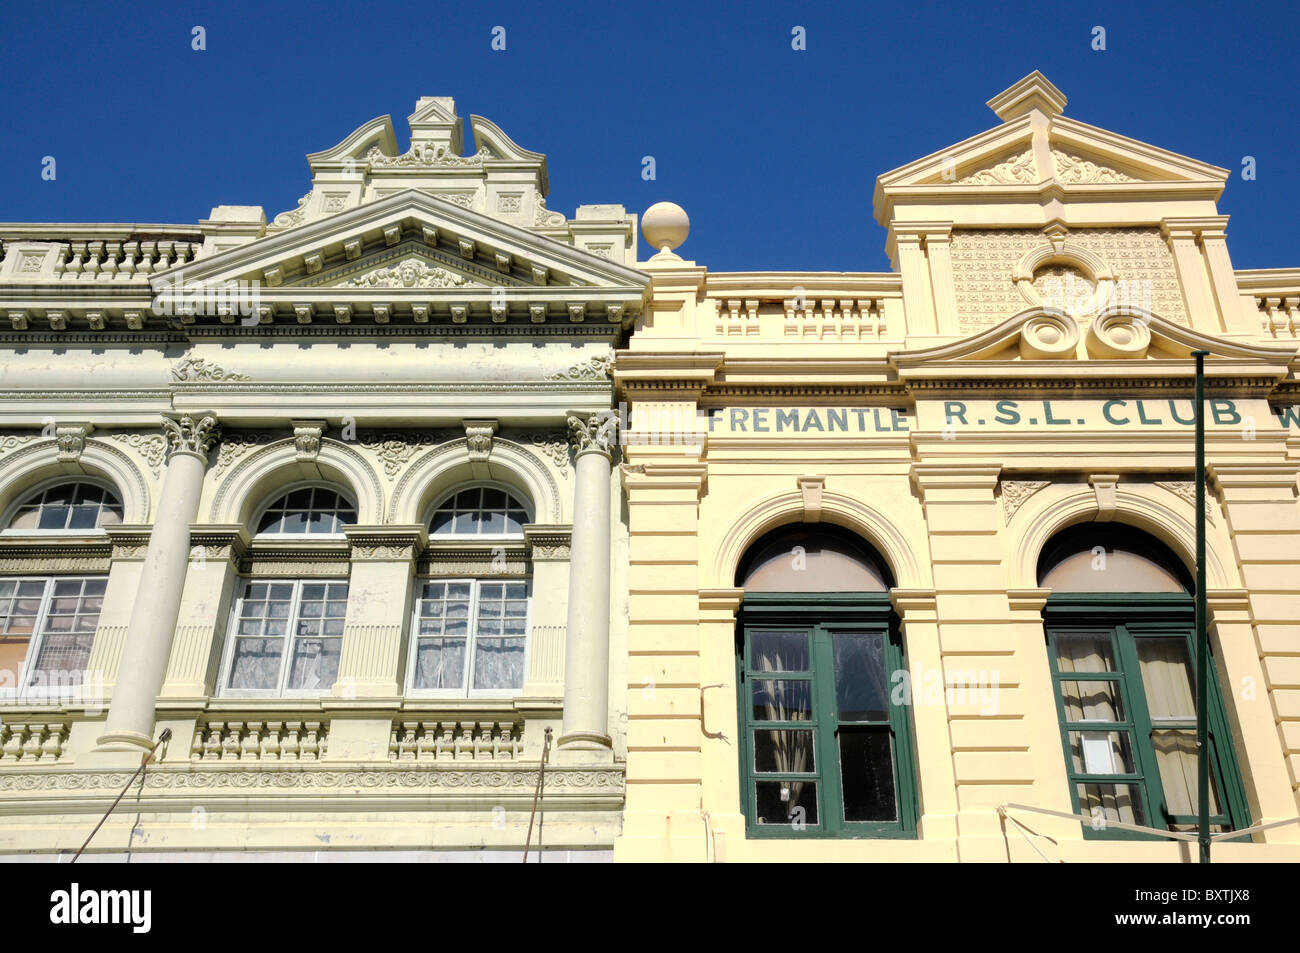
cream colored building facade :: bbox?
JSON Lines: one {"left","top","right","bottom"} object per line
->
{"left": 614, "top": 73, "right": 1300, "bottom": 862}
{"left": 0, "top": 98, "right": 646, "bottom": 859}
{"left": 1, "top": 75, "right": 1298, "bottom": 863}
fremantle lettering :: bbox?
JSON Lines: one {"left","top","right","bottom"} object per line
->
{"left": 699, "top": 400, "right": 1300, "bottom": 434}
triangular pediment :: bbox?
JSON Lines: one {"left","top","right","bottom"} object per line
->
{"left": 151, "top": 190, "right": 648, "bottom": 327}
{"left": 890, "top": 307, "right": 1296, "bottom": 385}
{"left": 874, "top": 72, "right": 1230, "bottom": 226}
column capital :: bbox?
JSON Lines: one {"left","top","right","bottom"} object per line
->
{"left": 567, "top": 409, "right": 620, "bottom": 459}
{"left": 161, "top": 412, "right": 221, "bottom": 461}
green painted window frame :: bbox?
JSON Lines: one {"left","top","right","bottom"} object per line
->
{"left": 1045, "top": 593, "right": 1250, "bottom": 841}
{"left": 736, "top": 592, "right": 918, "bottom": 839}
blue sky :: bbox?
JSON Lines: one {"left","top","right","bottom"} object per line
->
{"left": 1, "top": 0, "right": 1295, "bottom": 272}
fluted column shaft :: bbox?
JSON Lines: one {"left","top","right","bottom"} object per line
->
{"left": 98, "top": 414, "right": 218, "bottom": 751}
{"left": 559, "top": 410, "right": 618, "bottom": 749}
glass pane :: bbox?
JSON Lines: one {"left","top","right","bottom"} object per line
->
{"left": 1137, "top": 638, "right": 1196, "bottom": 721}
{"left": 38, "top": 506, "right": 70, "bottom": 529}
{"left": 413, "top": 637, "right": 466, "bottom": 689}
{"left": 228, "top": 638, "right": 283, "bottom": 690}
{"left": 68, "top": 504, "right": 100, "bottom": 530}
{"left": 1060, "top": 679, "right": 1124, "bottom": 722}
{"left": 31, "top": 632, "right": 94, "bottom": 682}
{"left": 287, "top": 637, "right": 341, "bottom": 691}
{"left": 1068, "top": 730, "right": 1137, "bottom": 775}
{"left": 472, "top": 637, "right": 525, "bottom": 690}
{"left": 753, "top": 729, "right": 815, "bottom": 773}
{"left": 755, "top": 780, "right": 818, "bottom": 827}
{"left": 839, "top": 728, "right": 898, "bottom": 822}
{"left": 750, "top": 630, "right": 809, "bottom": 672}
{"left": 1076, "top": 782, "right": 1145, "bottom": 828}
{"left": 833, "top": 632, "right": 888, "bottom": 721}
{"left": 0, "top": 637, "right": 32, "bottom": 685}
{"left": 1055, "top": 632, "right": 1115, "bottom": 673}
{"left": 1151, "top": 729, "right": 1221, "bottom": 818}
{"left": 751, "top": 678, "right": 813, "bottom": 721}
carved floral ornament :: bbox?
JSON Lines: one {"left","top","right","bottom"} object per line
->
{"left": 950, "top": 148, "right": 1139, "bottom": 186}
{"left": 546, "top": 353, "right": 614, "bottom": 382}
{"left": 172, "top": 357, "right": 250, "bottom": 383}
{"left": 341, "top": 258, "right": 470, "bottom": 289}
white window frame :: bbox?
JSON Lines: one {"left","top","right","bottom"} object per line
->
{"left": 0, "top": 477, "right": 123, "bottom": 537}
{"left": 0, "top": 574, "right": 106, "bottom": 702}
{"left": 424, "top": 482, "right": 533, "bottom": 542}
{"left": 218, "top": 577, "right": 350, "bottom": 698}
{"left": 249, "top": 481, "right": 357, "bottom": 540}
{"left": 405, "top": 577, "right": 531, "bottom": 699}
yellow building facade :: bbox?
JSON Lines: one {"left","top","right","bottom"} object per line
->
{"left": 613, "top": 73, "right": 1300, "bottom": 862}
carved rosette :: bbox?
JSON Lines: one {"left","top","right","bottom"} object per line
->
{"left": 358, "top": 431, "right": 450, "bottom": 478}
{"left": 568, "top": 410, "right": 620, "bottom": 459}
{"left": 161, "top": 414, "right": 221, "bottom": 461}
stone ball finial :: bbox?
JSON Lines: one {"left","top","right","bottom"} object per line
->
{"left": 641, "top": 202, "right": 690, "bottom": 256}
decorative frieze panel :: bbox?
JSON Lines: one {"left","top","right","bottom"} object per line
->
{"left": 191, "top": 718, "right": 327, "bottom": 761}
{"left": 948, "top": 228, "right": 1188, "bottom": 333}
{"left": 0, "top": 721, "right": 69, "bottom": 763}
{"left": 389, "top": 719, "right": 524, "bottom": 761}
{"left": 0, "top": 764, "right": 625, "bottom": 796}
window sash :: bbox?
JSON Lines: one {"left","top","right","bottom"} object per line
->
{"left": 737, "top": 597, "right": 916, "bottom": 839}
{"left": 0, "top": 575, "right": 104, "bottom": 700}
{"left": 221, "top": 579, "right": 347, "bottom": 697}
{"left": 406, "top": 577, "right": 530, "bottom": 698}
{"left": 1047, "top": 611, "right": 1245, "bottom": 838}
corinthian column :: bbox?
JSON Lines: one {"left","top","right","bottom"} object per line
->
{"left": 559, "top": 409, "right": 619, "bottom": 751}
{"left": 97, "top": 413, "right": 220, "bottom": 752}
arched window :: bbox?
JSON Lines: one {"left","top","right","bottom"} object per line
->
{"left": 7, "top": 481, "right": 122, "bottom": 531}
{"left": 0, "top": 481, "right": 116, "bottom": 699}
{"left": 1039, "top": 524, "right": 1248, "bottom": 838}
{"left": 255, "top": 486, "right": 356, "bottom": 536}
{"left": 734, "top": 524, "right": 916, "bottom": 838}
{"left": 409, "top": 484, "right": 533, "bottom": 696}
{"left": 429, "top": 485, "right": 529, "bottom": 537}
{"left": 219, "top": 484, "right": 357, "bottom": 696}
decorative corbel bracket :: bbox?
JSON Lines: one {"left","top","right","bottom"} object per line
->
{"left": 1089, "top": 473, "right": 1119, "bottom": 521}
{"left": 55, "top": 422, "right": 95, "bottom": 463}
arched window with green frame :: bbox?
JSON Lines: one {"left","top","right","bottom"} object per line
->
{"left": 734, "top": 524, "right": 918, "bottom": 839}
{"left": 1038, "top": 523, "right": 1250, "bottom": 839}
